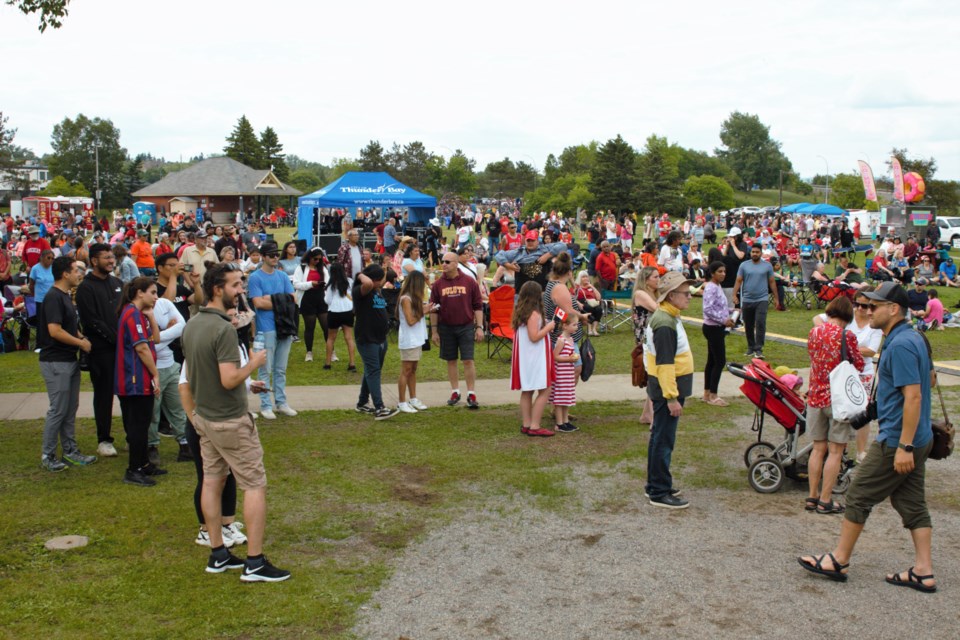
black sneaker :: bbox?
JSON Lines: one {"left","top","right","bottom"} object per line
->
{"left": 158, "top": 423, "right": 175, "bottom": 438}
{"left": 644, "top": 488, "right": 682, "bottom": 499}
{"left": 466, "top": 393, "right": 479, "bottom": 410}
{"left": 355, "top": 403, "right": 375, "bottom": 414}
{"left": 556, "top": 423, "right": 578, "bottom": 433}
{"left": 148, "top": 446, "right": 160, "bottom": 466}
{"left": 123, "top": 469, "right": 157, "bottom": 487}
{"left": 649, "top": 494, "right": 690, "bottom": 510}
{"left": 206, "top": 550, "right": 245, "bottom": 573}
{"left": 140, "top": 463, "right": 168, "bottom": 477}
{"left": 374, "top": 406, "right": 399, "bottom": 421}
{"left": 754, "top": 352, "right": 765, "bottom": 360}
{"left": 240, "top": 556, "right": 291, "bottom": 583}
{"left": 176, "top": 443, "right": 194, "bottom": 462}
{"left": 446, "top": 391, "right": 462, "bottom": 406}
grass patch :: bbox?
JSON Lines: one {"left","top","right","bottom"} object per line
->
{"left": 1, "top": 398, "right": 768, "bottom": 638}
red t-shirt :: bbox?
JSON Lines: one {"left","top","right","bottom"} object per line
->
{"left": 429, "top": 272, "right": 482, "bottom": 326}
{"left": 596, "top": 252, "right": 618, "bottom": 281}
{"left": 22, "top": 238, "right": 51, "bottom": 268}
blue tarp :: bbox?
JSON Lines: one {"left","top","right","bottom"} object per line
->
{"left": 796, "top": 203, "right": 847, "bottom": 216}
{"left": 297, "top": 172, "right": 437, "bottom": 247}
{"left": 780, "top": 202, "right": 812, "bottom": 213}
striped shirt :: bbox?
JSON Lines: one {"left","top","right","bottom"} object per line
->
{"left": 115, "top": 304, "right": 156, "bottom": 396}
{"left": 550, "top": 337, "right": 577, "bottom": 407}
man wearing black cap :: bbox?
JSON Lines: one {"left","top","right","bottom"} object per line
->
{"left": 799, "top": 281, "right": 937, "bottom": 592}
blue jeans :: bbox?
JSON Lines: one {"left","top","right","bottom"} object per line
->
{"left": 258, "top": 331, "right": 292, "bottom": 410}
{"left": 645, "top": 376, "right": 685, "bottom": 500}
{"left": 357, "top": 341, "right": 387, "bottom": 409}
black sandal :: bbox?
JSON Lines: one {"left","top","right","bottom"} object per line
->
{"left": 805, "top": 497, "right": 819, "bottom": 511}
{"left": 816, "top": 500, "right": 846, "bottom": 515}
{"left": 885, "top": 567, "right": 937, "bottom": 593}
{"left": 798, "top": 553, "right": 849, "bottom": 582}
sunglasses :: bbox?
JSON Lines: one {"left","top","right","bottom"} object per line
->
{"left": 441, "top": 260, "right": 455, "bottom": 264}
{"left": 264, "top": 252, "right": 280, "bottom": 258}
{"left": 859, "top": 301, "right": 892, "bottom": 311}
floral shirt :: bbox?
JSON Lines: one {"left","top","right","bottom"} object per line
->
{"left": 806, "top": 323, "right": 865, "bottom": 408}
{"left": 701, "top": 282, "right": 730, "bottom": 326}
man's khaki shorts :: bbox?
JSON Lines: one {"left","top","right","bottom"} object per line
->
{"left": 191, "top": 412, "right": 266, "bottom": 490}
{"left": 807, "top": 405, "right": 852, "bottom": 444}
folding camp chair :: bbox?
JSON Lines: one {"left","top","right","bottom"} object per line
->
{"left": 486, "top": 285, "right": 515, "bottom": 361}
{"left": 599, "top": 289, "right": 633, "bottom": 333}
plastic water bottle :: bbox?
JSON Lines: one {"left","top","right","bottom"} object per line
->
{"left": 253, "top": 331, "right": 265, "bottom": 352}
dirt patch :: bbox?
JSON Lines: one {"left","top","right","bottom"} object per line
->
{"left": 578, "top": 533, "right": 604, "bottom": 546}
{"left": 380, "top": 464, "right": 439, "bottom": 506}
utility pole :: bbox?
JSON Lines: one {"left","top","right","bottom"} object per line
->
{"left": 94, "top": 141, "right": 102, "bottom": 214}
{"left": 816, "top": 155, "right": 830, "bottom": 204}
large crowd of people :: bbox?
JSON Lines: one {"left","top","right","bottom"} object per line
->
{"left": 2, "top": 202, "right": 943, "bottom": 590}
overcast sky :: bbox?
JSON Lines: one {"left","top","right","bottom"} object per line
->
{"left": 4, "top": 0, "right": 958, "bottom": 181}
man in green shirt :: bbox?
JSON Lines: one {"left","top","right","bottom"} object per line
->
{"left": 834, "top": 254, "right": 866, "bottom": 289}
{"left": 182, "top": 262, "right": 290, "bottom": 583}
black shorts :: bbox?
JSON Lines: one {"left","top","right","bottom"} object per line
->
{"left": 439, "top": 323, "right": 475, "bottom": 361}
{"left": 300, "top": 288, "right": 328, "bottom": 316}
{"left": 327, "top": 310, "right": 354, "bottom": 329}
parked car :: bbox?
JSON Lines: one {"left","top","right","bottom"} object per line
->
{"left": 741, "top": 206, "right": 762, "bottom": 216}
{"left": 936, "top": 216, "right": 960, "bottom": 245}
{"left": 761, "top": 205, "right": 780, "bottom": 215}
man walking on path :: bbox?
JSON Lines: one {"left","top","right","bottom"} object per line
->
{"left": 75, "top": 243, "right": 123, "bottom": 458}
{"left": 248, "top": 242, "right": 297, "bottom": 420}
{"left": 733, "top": 244, "right": 776, "bottom": 358}
{"left": 799, "top": 282, "right": 937, "bottom": 592}
{"left": 430, "top": 252, "right": 484, "bottom": 409}
{"left": 182, "top": 262, "right": 290, "bottom": 582}
{"left": 38, "top": 257, "right": 97, "bottom": 472}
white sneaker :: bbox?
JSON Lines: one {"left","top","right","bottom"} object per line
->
{"left": 276, "top": 405, "right": 298, "bottom": 417}
{"left": 331, "top": 353, "right": 339, "bottom": 362}
{"left": 195, "top": 527, "right": 234, "bottom": 549}
{"left": 97, "top": 441, "right": 118, "bottom": 457}
{"left": 304, "top": 351, "right": 313, "bottom": 362}
{"left": 397, "top": 402, "right": 418, "bottom": 414}
{"left": 409, "top": 398, "right": 428, "bottom": 411}
{"left": 222, "top": 522, "right": 247, "bottom": 545}
{"left": 260, "top": 409, "right": 277, "bottom": 420}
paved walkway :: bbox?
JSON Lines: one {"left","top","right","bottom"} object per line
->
{"left": 4, "top": 364, "right": 960, "bottom": 421}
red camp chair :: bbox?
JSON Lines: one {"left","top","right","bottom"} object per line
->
{"left": 487, "top": 285, "right": 515, "bottom": 361}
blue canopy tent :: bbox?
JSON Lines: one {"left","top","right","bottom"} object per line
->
{"left": 796, "top": 203, "right": 847, "bottom": 216}
{"left": 780, "top": 202, "right": 812, "bottom": 213}
{"left": 297, "top": 172, "right": 437, "bottom": 248}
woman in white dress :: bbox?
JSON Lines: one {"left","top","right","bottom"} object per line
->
{"left": 510, "top": 281, "right": 556, "bottom": 437}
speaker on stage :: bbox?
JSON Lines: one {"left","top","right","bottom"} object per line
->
{"left": 294, "top": 239, "right": 307, "bottom": 256}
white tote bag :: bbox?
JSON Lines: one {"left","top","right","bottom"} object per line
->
{"left": 830, "top": 330, "right": 868, "bottom": 421}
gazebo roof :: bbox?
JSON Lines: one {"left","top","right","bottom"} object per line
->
{"left": 133, "top": 156, "right": 302, "bottom": 198}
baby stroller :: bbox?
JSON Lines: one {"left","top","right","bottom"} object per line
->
{"left": 727, "top": 359, "right": 854, "bottom": 494}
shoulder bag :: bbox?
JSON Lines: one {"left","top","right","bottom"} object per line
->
{"left": 830, "top": 329, "right": 868, "bottom": 421}
{"left": 917, "top": 331, "right": 953, "bottom": 459}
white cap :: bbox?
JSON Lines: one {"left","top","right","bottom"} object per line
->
{"left": 729, "top": 226, "right": 742, "bottom": 236}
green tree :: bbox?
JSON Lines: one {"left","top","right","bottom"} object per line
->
{"left": 358, "top": 140, "right": 390, "bottom": 172}
{"left": 37, "top": 175, "right": 90, "bottom": 197}
{"left": 259, "top": 126, "right": 289, "bottom": 181}
{"left": 826, "top": 173, "right": 869, "bottom": 210}
{"left": 592, "top": 135, "right": 638, "bottom": 213}
{"left": 223, "top": 115, "right": 263, "bottom": 168}
{"left": 926, "top": 180, "right": 960, "bottom": 213}
{"left": 329, "top": 157, "right": 361, "bottom": 181}
{"left": 286, "top": 169, "right": 324, "bottom": 194}
{"left": 440, "top": 150, "right": 477, "bottom": 196}
{"left": 7, "top": 0, "right": 69, "bottom": 32}
{"left": 716, "top": 111, "right": 791, "bottom": 190}
{"left": 677, "top": 147, "right": 740, "bottom": 186}
{"left": 514, "top": 161, "right": 538, "bottom": 195}
{"left": 683, "top": 175, "right": 736, "bottom": 210}
{"left": 557, "top": 143, "right": 598, "bottom": 177}
{"left": 480, "top": 158, "right": 517, "bottom": 197}
{"left": 391, "top": 141, "right": 433, "bottom": 190}
{"left": 0, "top": 111, "right": 19, "bottom": 185}
{"left": 286, "top": 154, "right": 329, "bottom": 184}
{"left": 48, "top": 114, "right": 127, "bottom": 207}
{"left": 123, "top": 154, "right": 146, "bottom": 202}
{"left": 635, "top": 135, "right": 683, "bottom": 214}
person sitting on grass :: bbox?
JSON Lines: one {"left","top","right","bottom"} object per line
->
{"left": 510, "top": 281, "right": 556, "bottom": 437}
{"left": 914, "top": 287, "right": 944, "bottom": 331}
{"left": 936, "top": 256, "right": 958, "bottom": 287}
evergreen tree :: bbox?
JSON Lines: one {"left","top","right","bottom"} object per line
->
{"left": 224, "top": 115, "right": 263, "bottom": 168}
{"left": 259, "top": 126, "right": 289, "bottom": 181}
{"left": 359, "top": 140, "right": 390, "bottom": 172}
{"left": 636, "top": 135, "right": 684, "bottom": 214}
{"left": 123, "top": 154, "right": 146, "bottom": 201}
{"left": 591, "top": 135, "right": 638, "bottom": 213}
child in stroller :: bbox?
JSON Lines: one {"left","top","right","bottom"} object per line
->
{"left": 727, "top": 358, "right": 854, "bottom": 495}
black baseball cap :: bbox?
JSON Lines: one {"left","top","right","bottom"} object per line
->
{"left": 861, "top": 281, "right": 909, "bottom": 309}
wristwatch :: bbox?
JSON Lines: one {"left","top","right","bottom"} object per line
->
{"left": 898, "top": 442, "right": 915, "bottom": 452}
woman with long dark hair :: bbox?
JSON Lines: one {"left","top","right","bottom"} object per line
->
{"left": 293, "top": 247, "right": 328, "bottom": 363}
{"left": 116, "top": 277, "right": 164, "bottom": 486}
{"left": 396, "top": 270, "right": 430, "bottom": 413}
{"left": 324, "top": 262, "right": 356, "bottom": 370}
{"left": 701, "top": 261, "right": 734, "bottom": 406}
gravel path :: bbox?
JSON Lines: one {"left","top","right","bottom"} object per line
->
{"left": 355, "top": 463, "right": 960, "bottom": 639}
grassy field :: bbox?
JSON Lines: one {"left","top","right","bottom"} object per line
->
{"left": 0, "top": 398, "right": 791, "bottom": 639}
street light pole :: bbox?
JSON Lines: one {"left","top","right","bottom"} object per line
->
{"left": 816, "top": 155, "right": 829, "bottom": 204}
{"left": 94, "top": 141, "right": 102, "bottom": 214}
